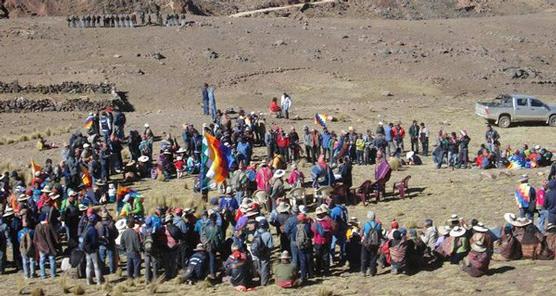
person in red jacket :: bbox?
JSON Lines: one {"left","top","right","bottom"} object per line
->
{"left": 270, "top": 97, "right": 281, "bottom": 116}
{"left": 392, "top": 122, "right": 406, "bottom": 152}
{"left": 311, "top": 205, "right": 334, "bottom": 276}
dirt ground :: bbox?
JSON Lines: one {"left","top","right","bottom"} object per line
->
{"left": 0, "top": 9, "right": 556, "bottom": 296}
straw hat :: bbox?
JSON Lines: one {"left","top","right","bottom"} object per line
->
{"left": 438, "top": 225, "right": 451, "bottom": 236}
{"left": 503, "top": 213, "right": 516, "bottom": 225}
{"left": 49, "top": 192, "right": 60, "bottom": 200}
{"left": 183, "top": 208, "right": 195, "bottom": 215}
{"left": 163, "top": 150, "right": 172, "bottom": 155}
{"left": 246, "top": 209, "right": 260, "bottom": 217}
{"left": 144, "top": 123, "right": 150, "bottom": 128}
{"left": 115, "top": 219, "right": 127, "bottom": 231}
{"left": 2, "top": 207, "right": 14, "bottom": 217}
{"left": 276, "top": 201, "right": 291, "bottom": 213}
{"left": 449, "top": 226, "right": 466, "bottom": 237}
{"left": 126, "top": 161, "right": 136, "bottom": 167}
{"left": 511, "top": 217, "right": 532, "bottom": 227}
{"left": 448, "top": 214, "right": 459, "bottom": 223}
{"left": 534, "top": 145, "right": 541, "bottom": 151}
{"left": 68, "top": 189, "right": 78, "bottom": 197}
{"left": 138, "top": 156, "right": 150, "bottom": 163}
{"left": 41, "top": 186, "right": 52, "bottom": 193}
{"left": 518, "top": 174, "right": 529, "bottom": 183}
{"left": 315, "top": 206, "right": 326, "bottom": 215}
{"left": 472, "top": 222, "right": 488, "bottom": 233}
{"left": 471, "top": 240, "right": 487, "bottom": 253}
{"left": 176, "top": 147, "right": 187, "bottom": 154}
{"left": 17, "top": 194, "right": 29, "bottom": 202}
{"left": 273, "top": 169, "right": 285, "bottom": 179}
{"left": 280, "top": 251, "right": 291, "bottom": 260}
{"left": 546, "top": 223, "right": 556, "bottom": 232}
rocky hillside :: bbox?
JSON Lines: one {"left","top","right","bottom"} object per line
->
{"left": 1, "top": 0, "right": 554, "bottom": 18}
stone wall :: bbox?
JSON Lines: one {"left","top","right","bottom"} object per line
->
{"left": 0, "top": 81, "right": 113, "bottom": 94}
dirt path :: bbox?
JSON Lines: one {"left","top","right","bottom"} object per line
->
{"left": 229, "top": 0, "right": 335, "bottom": 17}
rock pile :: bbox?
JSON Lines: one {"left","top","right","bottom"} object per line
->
{"left": 0, "top": 96, "right": 133, "bottom": 113}
{"left": 0, "top": 81, "right": 114, "bottom": 94}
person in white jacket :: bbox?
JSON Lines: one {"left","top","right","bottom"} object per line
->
{"left": 280, "top": 93, "right": 292, "bottom": 119}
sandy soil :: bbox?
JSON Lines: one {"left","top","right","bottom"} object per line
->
{"left": 0, "top": 10, "right": 555, "bottom": 296}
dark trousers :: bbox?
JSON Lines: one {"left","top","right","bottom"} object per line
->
{"left": 312, "top": 146, "right": 320, "bottom": 162}
{"left": 208, "top": 250, "right": 217, "bottom": 277}
{"left": 144, "top": 253, "right": 159, "bottom": 283}
{"left": 314, "top": 244, "right": 331, "bottom": 276}
{"left": 126, "top": 252, "right": 141, "bottom": 278}
{"left": 360, "top": 246, "right": 378, "bottom": 275}
{"left": 298, "top": 248, "right": 312, "bottom": 281}
{"left": 305, "top": 145, "right": 313, "bottom": 163}
{"left": 421, "top": 139, "right": 429, "bottom": 156}
{"left": 411, "top": 138, "right": 419, "bottom": 153}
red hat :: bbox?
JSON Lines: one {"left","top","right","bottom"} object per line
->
{"left": 391, "top": 220, "right": 399, "bottom": 229}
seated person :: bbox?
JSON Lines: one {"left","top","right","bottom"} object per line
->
{"left": 269, "top": 97, "right": 282, "bottom": 115}
{"left": 183, "top": 243, "right": 209, "bottom": 284}
{"left": 224, "top": 243, "right": 252, "bottom": 291}
{"left": 36, "top": 135, "right": 59, "bottom": 151}
{"left": 461, "top": 241, "right": 490, "bottom": 277}
{"left": 273, "top": 251, "right": 298, "bottom": 288}
{"left": 405, "top": 151, "right": 422, "bottom": 165}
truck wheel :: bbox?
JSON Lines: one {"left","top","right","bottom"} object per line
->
{"left": 498, "top": 115, "right": 511, "bottom": 128}
{"left": 549, "top": 115, "right": 556, "bottom": 127}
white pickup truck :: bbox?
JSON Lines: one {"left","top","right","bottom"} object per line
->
{"left": 475, "top": 94, "right": 556, "bottom": 128}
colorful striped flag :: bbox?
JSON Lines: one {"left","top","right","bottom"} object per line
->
{"left": 315, "top": 113, "right": 327, "bottom": 128}
{"left": 200, "top": 132, "right": 230, "bottom": 188}
{"left": 83, "top": 114, "right": 94, "bottom": 129}
{"left": 31, "top": 160, "right": 41, "bottom": 175}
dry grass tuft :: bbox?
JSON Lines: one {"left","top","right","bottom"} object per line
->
{"left": 316, "top": 287, "right": 335, "bottom": 296}
{"left": 115, "top": 267, "right": 123, "bottom": 278}
{"left": 59, "top": 275, "right": 71, "bottom": 293}
{"left": 72, "top": 285, "right": 85, "bottom": 295}
{"left": 30, "top": 288, "right": 45, "bottom": 296}
{"left": 16, "top": 277, "right": 25, "bottom": 295}
{"left": 45, "top": 128, "right": 52, "bottom": 136}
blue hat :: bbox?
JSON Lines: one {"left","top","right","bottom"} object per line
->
{"left": 210, "top": 197, "right": 219, "bottom": 206}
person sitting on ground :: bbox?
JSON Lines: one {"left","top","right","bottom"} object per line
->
{"left": 174, "top": 156, "right": 186, "bottom": 179}
{"left": 224, "top": 243, "right": 252, "bottom": 291}
{"left": 183, "top": 243, "right": 209, "bottom": 284}
{"left": 269, "top": 97, "right": 282, "bottom": 117}
{"left": 461, "top": 240, "right": 490, "bottom": 277}
{"left": 273, "top": 251, "right": 298, "bottom": 288}
{"left": 405, "top": 151, "right": 422, "bottom": 165}
{"left": 36, "top": 135, "right": 59, "bottom": 151}
{"left": 493, "top": 214, "right": 522, "bottom": 261}
{"left": 449, "top": 226, "right": 469, "bottom": 264}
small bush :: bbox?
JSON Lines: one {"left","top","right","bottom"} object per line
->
{"left": 6, "top": 138, "right": 16, "bottom": 144}
{"left": 18, "top": 135, "right": 30, "bottom": 142}
{"left": 72, "top": 285, "right": 85, "bottom": 295}
{"left": 31, "top": 288, "right": 45, "bottom": 296}
{"left": 317, "top": 287, "right": 335, "bottom": 296}
{"left": 45, "top": 128, "right": 52, "bottom": 136}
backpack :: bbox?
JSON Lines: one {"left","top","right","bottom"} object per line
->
{"left": 362, "top": 222, "right": 380, "bottom": 249}
{"left": 250, "top": 234, "right": 269, "bottom": 258}
{"left": 19, "top": 230, "right": 35, "bottom": 257}
{"left": 143, "top": 234, "right": 154, "bottom": 253}
{"left": 296, "top": 223, "right": 311, "bottom": 250}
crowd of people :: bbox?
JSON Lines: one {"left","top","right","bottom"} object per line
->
{"left": 66, "top": 13, "right": 187, "bottom": 29}
{"left": 0, "top": 83, "right": 555, "bottom": 292}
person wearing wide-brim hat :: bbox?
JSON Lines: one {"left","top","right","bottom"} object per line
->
{"left": 276, "top": 201, "right": 291, "bottom": 214}
{"left": 273, "top": 250, "right": 298, "bottom": 288}
{"left": 514, "top": 174, "right": 536, "bottom": 220}
{"left": 269, "top": 169, "right": 286, "bottom": 209}
{"left": 448, "top": 226, "right": 469, "bottom": 264}
{"left": 461, "top": 239, "right": 490, "bottom": 277}
{"left": 183, "top": 242, "right": 209, "bottom": 284}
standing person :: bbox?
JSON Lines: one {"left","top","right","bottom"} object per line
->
{"left": 18, "top": 218, "right": 35, "bottom": 279}
{"left": 384, "top": 123, "right": 394, "bottom": 157}
{"left": 207, "top": 85, "right": 217, "bottom": 122}
{"left": 458, "top": 130, "right": 471, "bottom": 168}
{"left": 302, "top": 126, "right": 313, "bottom": 163}
{"left": 201, "top": 213, "right": 223, "bottom": 280}
{"left": 120, "top": 218, "right": 142, "bottom": 279}
{"left": 515, "top": 174, "right": 536, "bottom": 220}
{"left": 251, "top": 217, "right": 273, "bottom": 286}
{"left": 409, "top": 120, "right": 420, "bottom": 154}
{"left": 419, "top": 122, "right": 429, "bottom": 156}
{"left": 360, "top": 211, "right": 382, "bottom": 277}
{"left": 295, "top": 212, "right": 312, "bottom": 283}
{"left": 311, "top": 205, "right": 333, "bottom": 276}
{"left": 485, "top": 124, "right": 500, "bottom": 152}
{"left": 201, "top": 83, "right": 209, "bottom": 115}
{"left": 310, "top": 129, "right": 321, "bottom": 164}
{"left": 280, "top": 93, "right": 292, "bottom": 119}
{"left": 96, "top": 210, "right": 118, "bottom": 274}
{"left": 33, "top": 213, "right": 60, "bottom": 279}
{"left": 82, "top": 215, "right": 102, "bottom": 285}
{"left": 392, "top": 122, "right": 406, "bottom": 152}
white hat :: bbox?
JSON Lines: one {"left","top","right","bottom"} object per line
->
{"left": 246, "top": 209, "right": 260, "bottom": 217}
{"left": 519, "top": 174, "right": 529, "bottom": 183}
{"left": 438, "top": 225, "right": 451, "bottom": 236}
{"left": 2, "top": 207, "right": 14, "bottom": 217}
{"left": 163, "top": 150, "right": 172, "bottom": 155}
{"left": 17, "top": 194, "right": 30, "bottom": 202}
{"left": 280, "top": 251, "right": 291, "bottom": 260}
{"left": 315, "top": 206, "right": 326, "bottom": 215}
{"left": 276, "top": 201, "right": 291, "bottom": 213}
{"left": 138, "top": 155, "right": 150, "bottom": 163}
{"left": 176, "top": 147, "right": 187, "bottom": 154}
{"left": 41, "top": 186, "right": 51, "bottom": 193}
{"left": 504, "top": 213, "right": 516, "bottom": 225}
{"left": 144, "top": 123, "right": 150, "bottom": 128}
{"left": 449, "top": 226, "right": 466, "bottom": 237}
{"left": 68, "top": 189, "right": 78, "bottom": 197}
{"left": 448, "top": 214, "right": 459, "bottom": 222}
{"left": 176, "top": 156, "right": 183, "bottom": 161}
{"left": 193, "top": 243, "right": 205, "bottom": 252}
{"left": 83, "top": 143, "right": 91, "bottom": 148}
{"left": 49, "top": 192, "right": 60, "bottom": 200}
{"left": 511, "top": 217, "right": 532, "bottom": 227}
{"left": 273, "top": 169, "right": 286, "bottom": 179}
{"left": 255, "top": 216, "right": 267, "bottom": 223}
{"left": 115, "top": 219, "right": 128, "bottom": 231}
{"left": 534, "top": 145, "right": 541, "bottom": 150}
{"left": 472, "top": 222, "right": 488, "bottom": 233}
{"left": 78, "top": 204, "right": 88, "bottom": 211}
{"left": 298, "top": 205, "right": 308, "bottom": 214}
{"left": 225, "top": 186, "right": 233, "bottom": 194}
{"left": 405, "top": 151, "right": 415, "bottom": 160}
{"left": 123, "top": 194, "right": 131, "bottom": 203}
